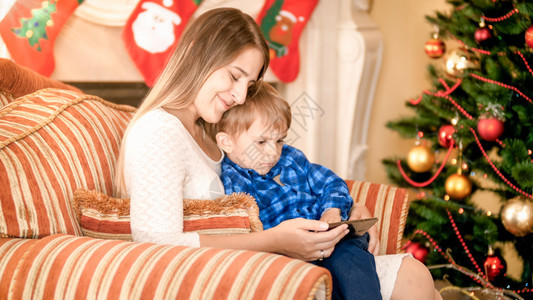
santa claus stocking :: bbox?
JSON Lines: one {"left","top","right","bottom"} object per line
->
{"left": 122, "top": 0, "right": 202, "bottom": 87}
{"left": 0, "top": 0, "right": 83, "bottom": 76}
{"left": 257, "top": 0, "right": 318, "bottom": 83}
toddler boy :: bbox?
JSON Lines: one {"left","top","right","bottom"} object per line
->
{"left": 215, "top": 82, "right": 381, "bottom": 300}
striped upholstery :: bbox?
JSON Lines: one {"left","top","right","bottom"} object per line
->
{"left": 73, "top": 189, "right": 264, "bottom": 241}
{"left": 0, "top": 89, "right": 135, "bottom": 238}
{"left": 346, "top": 180, "right": 409, "bottom": 255}
{"left": 73, "top": 182, "right": 409, "bottom": 256}
{"left": 0, "top": 238, "right": 39, "bottom": 293}
{"left": 3, "top": 234, "right": 332, "bottom": 300}
{"left": 0, "top": 91, "right": 14, "bottom": 108}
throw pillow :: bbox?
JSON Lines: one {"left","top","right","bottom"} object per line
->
{"left": 73, "top": 188, "right": 264, "bottom": 241}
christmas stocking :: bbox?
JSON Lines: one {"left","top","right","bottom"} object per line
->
{"left": 122, "top": 0, "right": 202, "bottom": 87}
{"left": 256, "top": 0, "right": 318, "bottom": 83}
{"left": 0, "top": 0, "right": 83, "bottom": 77}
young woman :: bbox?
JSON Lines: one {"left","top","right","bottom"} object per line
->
{"left": 115, "top": 7, "right": 441, "bottom": 300}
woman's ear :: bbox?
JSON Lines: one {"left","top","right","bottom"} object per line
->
{"left": 216, "top": 132, "right": 233, "bottom": 153}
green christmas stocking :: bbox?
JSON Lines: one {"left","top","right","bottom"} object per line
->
{"left": 256, "top": 0, "right": 319, "bottom": 83}
{"left": 0, "top": 0, "right": 83, "bottom": 76}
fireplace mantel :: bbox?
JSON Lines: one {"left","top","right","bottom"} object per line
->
{"left": 0, "top": 0, "right": 383, "bottom": 179}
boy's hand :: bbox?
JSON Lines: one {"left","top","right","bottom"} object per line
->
{"left": 319, "top": 208, "right": 341, "bottom": 224}
{"left": 349, "top": 202, "right": 380, "bottom": 255}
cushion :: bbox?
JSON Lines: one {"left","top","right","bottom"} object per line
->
{"left": 73, "top": 189, "right": 264, "bottom": 241}
{"left": 0, "top": 88, "right": 135, "bottom": 238}
{"left": 0, "top": 58, "right": 82, "bottom": 107}
{"left": 345, "top": 180, "right": 409, "bottom": 255}
{"left": 0, "top": 91, "right": 13, "bottom": 108}
{"left": 4, "top": 234, "right": 331, "bottom": 299}
{"left": 71, "top": 182, "right": 408, "bottom": 254}
{"left": 0, "top": 238, "right": 40, "bottom": 294}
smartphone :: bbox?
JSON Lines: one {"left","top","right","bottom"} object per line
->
{"left": 328, "top": 217, "right": 378, "bottom": 237}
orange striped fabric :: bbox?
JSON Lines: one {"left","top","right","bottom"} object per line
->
{"left": 4, "top": 234, "right": 332, "bottom": 300}
{"left": 78, "top": 210, "right": 256, "bottom": 240}
{"left": 0, "top": 91, "right": 14, "bottom": 108}
{"left": 0, "top": 238, "right": 39, "bottom": 294}
{"left": 0, "top": 89, "right": 135, "bottom": 238}
{"left": 345, "top": 180, "right": 409, "bottom": 255}
{"left": 73, "top": 189, "right": 264, "bottom": 241}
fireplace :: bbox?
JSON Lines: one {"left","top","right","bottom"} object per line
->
{"left": 1, "top": 0, "right": 383, "bottom": 179}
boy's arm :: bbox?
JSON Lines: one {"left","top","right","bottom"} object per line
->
{"left": 319, "top": 208, "right": 342, "bottom": 223}
{"left": 220, "top": 162, "right": 252, "bottom": 195}
{"left": 305, "top": 163, "right": 353, "bottom": 220}
{"left": 288, "top": 146, "right": 353, "bottom": 220}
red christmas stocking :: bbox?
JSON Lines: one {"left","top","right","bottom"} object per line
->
{"left": 256, "top": 0, "right": 318, "bottom": 83}
{"left": 0, "top": 0, "right": 83, "bottom": 76}
{"left": 122, "top": 0, "right": 202, "bottom": 87}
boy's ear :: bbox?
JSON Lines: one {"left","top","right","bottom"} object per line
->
{"left": 216, "top": 132, "right": 234, "bottom": 153}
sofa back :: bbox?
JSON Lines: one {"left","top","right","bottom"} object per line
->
{"left": 0, "top": 89, "right": 135, "bottom": 238}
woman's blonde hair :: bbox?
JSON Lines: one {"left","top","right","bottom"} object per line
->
{"left": 216, "top": 82, "right": 292, "bottom": 137}
{"left": 115, "top": 8, "right": 270, "bottom": 196}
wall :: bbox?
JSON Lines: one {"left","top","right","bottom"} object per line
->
{"left": 366, "top": 0, "right": 448, "bottom": 183}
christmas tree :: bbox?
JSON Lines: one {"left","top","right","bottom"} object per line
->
{"left": 384, "top": 0, "right": 533, "bottom": 298}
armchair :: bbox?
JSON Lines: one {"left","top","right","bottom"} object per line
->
{"left": 0, "top": 59, "right": 409, "bottom": 299}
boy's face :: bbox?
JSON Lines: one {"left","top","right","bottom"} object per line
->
{"left": 224, "top": 118, "right": 287, "bottom": 175}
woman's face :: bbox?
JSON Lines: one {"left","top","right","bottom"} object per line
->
{"left": 194, "top": 47, "right": 264, "bottom": 123}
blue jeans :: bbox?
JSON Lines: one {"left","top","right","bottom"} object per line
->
{"left": 314, "top": 233, "right": 382, "bottom": 300}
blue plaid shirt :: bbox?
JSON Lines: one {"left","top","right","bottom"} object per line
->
{"left": 221, "top": 144, "right": 353, "bottom": 229}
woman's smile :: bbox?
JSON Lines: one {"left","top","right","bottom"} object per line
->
{"left": 217, "top": 94, "right": 234, "bottom": 110}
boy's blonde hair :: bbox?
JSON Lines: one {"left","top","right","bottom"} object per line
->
{"left": 217, "top": 82, "right": 291, "bottom": 137}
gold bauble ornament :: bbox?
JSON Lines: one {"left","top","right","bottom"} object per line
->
{"left": 501, "top": 196, "right": 533, "bottom": 237}
{"left": 407, "top": 145, "right": 435, "bottom": 173}
{"left": 444, "top": 173, "right": 472, "bottom": 200}
{"left": 445, "top": 48, "right": 480, "bottom": 77}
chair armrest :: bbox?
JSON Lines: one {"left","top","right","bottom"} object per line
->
{"left": 0, "top": 238, "right": 39, "bottom": 293}
{"left": 0, "top": 58, "right": 82, "bottom": 100}
{"left": 345, "top": 180, "right": 409, "bottom": 255}
{"left": 2, "top": 235, "right": 332, "bottom": 300}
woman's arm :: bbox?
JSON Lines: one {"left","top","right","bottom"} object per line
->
{"left": 125, "top": 112, "right": 200, "bottom": 246}
{"left": 349, "top": 202, "right": 380, "bottom": 255}
{"left": 200, "top": 218, "right": 349, "bottom": 261}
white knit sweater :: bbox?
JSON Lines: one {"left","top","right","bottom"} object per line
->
{"left": 124, "top": 108, "right": 225, "bottom": 247}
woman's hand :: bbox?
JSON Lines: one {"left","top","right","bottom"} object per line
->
{"left": 349, "top": 202, "right": 380, "bottom": 256}
{"left": 269, "top": 218, "right": 348, "bottom": 261}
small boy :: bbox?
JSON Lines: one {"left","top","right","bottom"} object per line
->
{"left": 215, "top": 82, "right": 382, "bottom": 300}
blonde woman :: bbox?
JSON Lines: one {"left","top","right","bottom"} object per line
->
{"left": 115, "top": 7, "right": 441, "bottom": 300}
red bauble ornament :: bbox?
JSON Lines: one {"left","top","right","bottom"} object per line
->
{"left": 424, "top": 38, "right": 446, "bottom": 59}
{"left": 477, "top": 118, "right": 504, "bottom": 141}
{"left": 475, "top": 27, "right": 492, "bottom": 44}
{"left": 438, "top": 125, "right": 455, "bottom": 148}
{"left": 483, "top": 246, "right": 507, "bottom": 282}
{"left": 525, "top": 25, "right": 533, "bottom": 48}
{"left": 403, "top": 241, "right": 429, "bottom": 263}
